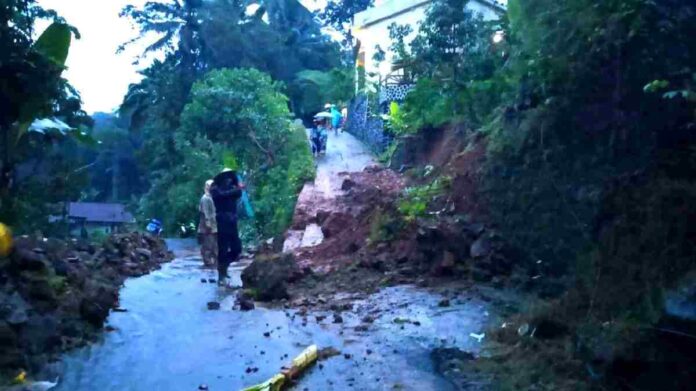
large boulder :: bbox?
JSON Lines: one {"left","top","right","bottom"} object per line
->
{"left": 241, "top": 253, "right": 302, "bottom": 301}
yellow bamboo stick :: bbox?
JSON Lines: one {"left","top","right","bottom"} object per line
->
{"left": 241, "top": 345, "right": 318, "bottom": 391}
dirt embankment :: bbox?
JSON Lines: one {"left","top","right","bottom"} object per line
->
{"left": 245, "top": 126, "right": 522, "bottom": 306}
{"left": 0, "top": 233, "right": 173, "bottom": 379}
{"left": 243, "top": 123, "right": 696, "bottom": 389}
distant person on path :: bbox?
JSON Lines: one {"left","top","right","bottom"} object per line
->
{"left": 318, "top": 118, "right": 329, "bottom": 154}
{"left": 330, "top": 105, "right": 343, "bottom": 135}
{"left": 310, "top": 118, "right": 323, "bottom": 157}
{"left": 198, "top": 179, "right": 217, "bottom": 267}
{"left": 211, "top": 169, "right": 244, "bottom": 286}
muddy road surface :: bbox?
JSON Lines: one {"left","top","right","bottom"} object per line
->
{"left": 47, "top": 240, "right": 495, "bottom": 390}
{"left": 48, "top": 133, "right": 500, "bottom": 390}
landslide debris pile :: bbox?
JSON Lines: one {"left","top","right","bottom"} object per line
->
{"left": 0, "top": 233, "right": 173, "bottom": 376}
{"left": 245, "top": 165, "right": 519, "bottom": 302}
{"left": 304, "top": 166, "right": 516, "bottom": 283}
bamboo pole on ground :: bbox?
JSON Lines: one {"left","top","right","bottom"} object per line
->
{"left": 241, "top": 345, "right": 318, "bottom": 391}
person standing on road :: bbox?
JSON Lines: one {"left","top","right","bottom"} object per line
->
{"left": 318, "top": 118, "right": 329, "bottom": 154}
{"left": 210, "top": 169, "right": 244, "bottom": 286}
{"left": 198, "top": 180, "right": 217, "bottom": 267}
{"left": 310, "top": 118, "right": 323, "bottom": 157}
{"left": 330, "top": 105, "right": 342, "bottom": 135}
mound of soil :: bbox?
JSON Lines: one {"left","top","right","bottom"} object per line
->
{"left": 0, "top": 232, "right": 173, "bottom": 377}
{"left": 291, "top": 165, "right": 406, "bottom": 274}
{"left": 274, "top": 158, "right": 519, "bottom": 302}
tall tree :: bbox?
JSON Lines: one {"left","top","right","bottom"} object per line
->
{"left": 119, "top": 0, "right": 205, "bottom": 71}
{"left": 320, "top": 0, "right": 373, "bottom": 37}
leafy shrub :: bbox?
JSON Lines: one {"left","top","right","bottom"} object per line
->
{"left": 382, "top": 101, "right": 409, "bottom": 136}
{"left": 252, "top": 123, "right": 315, "bottom": 237}
{"left": 388, "top": 0, "right": 508, "bottom": 133}
{"left": 398, "top": 176, "right": 451, "bottom": 221}
{"left": 368, "top": 206, "right": 402, "bottom": 244}
{"left": 139, "top": 68, "right": 315, "bottom": 238}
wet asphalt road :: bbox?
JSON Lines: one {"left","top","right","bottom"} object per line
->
{"left": 50, "top": 240, "right": 494, "bottom": 390}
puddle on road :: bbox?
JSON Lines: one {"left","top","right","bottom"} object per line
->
{"left": 50, "top": 242, "right": 493, "bottom": 391}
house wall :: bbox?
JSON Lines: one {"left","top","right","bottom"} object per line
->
{"left": 354, "top": 0, "right": 428, "bottom": 83}
{"left": 354, "top": 0, "right": 504, "bottom": 85}
{"left": 68, "top": 222, "right": 134, "bottom": 238}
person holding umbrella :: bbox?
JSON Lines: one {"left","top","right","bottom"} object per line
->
{"left": 210, "top": 168, "right": 245, "bottom": 286}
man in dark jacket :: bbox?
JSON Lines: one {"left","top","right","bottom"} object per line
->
{"left": 210, "top": 169, "right": 244, "bottom": 286}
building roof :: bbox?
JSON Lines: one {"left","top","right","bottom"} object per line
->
{"left": 355, "top": 0, "right": 506, "bottom": 29}
{"left": 68, "top": 202, "right": 135, "bottom": 224}
{"left": 355, "top": 0, "right": 429, "bottom": 29}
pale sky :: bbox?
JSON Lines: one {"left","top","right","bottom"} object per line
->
{"left": 36, "top": 0, "right": 328, "bottom": 114}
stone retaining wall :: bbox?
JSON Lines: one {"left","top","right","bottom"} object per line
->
{"left": 344, "top": 95, "right": 392, "bottom": 154}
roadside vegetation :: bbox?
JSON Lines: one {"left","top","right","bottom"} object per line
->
{"left": 375, "top": 0, "right": 696, "bottom": 388}
{"left": 2, "top": 0, "right": 695, "bottom": 388}
{"left": 1, "top": 0, "right": 356, "bottom": 239}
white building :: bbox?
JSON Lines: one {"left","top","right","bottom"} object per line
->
{"left": 353, "top": 0, "right": 506, "bottom": 91}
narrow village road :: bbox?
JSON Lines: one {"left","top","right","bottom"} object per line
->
{"left": 51, "top": 240, "right": 493, "bottom": 391}
{"left": 283, "top": 130, "right": 374, "bottom": 251}
{"left": 50, "top": 133, "right": 496, "bottom": 391}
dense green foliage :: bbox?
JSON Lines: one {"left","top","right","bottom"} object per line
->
{"left": 291, "top": 68, "right": 355, "bottom": 116}
{"left": 0, "top": 0, "right": 95, "bottom": 234}
{"left": 320, "top": 0, "right": 373, "bottom": 40}
{"left": 391, "top": 0, "right": 695, "bottom": 274}
{"left": 385, "top": 0, "right": 696, "bottom": 387}
{"left": 485, "top": 0, "right": 695, "bottom": 275}
{"left": 139, "top": 68, "right": 314, "bottom": 238}
{"left": 391, "top": 0, "right": 507, "bottom": 133}
{"left": 119, "top": 0, "right": 345, "bottom": 236}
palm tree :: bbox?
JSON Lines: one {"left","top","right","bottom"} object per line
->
{"left": 118, "top": 0, "right": 205, "bottom": 70}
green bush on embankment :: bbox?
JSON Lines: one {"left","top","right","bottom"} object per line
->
{"left": 380, "top": 0, "right": 696, "bottom": 388}
{"left": 138, "top": 68, "right": 315, "bottom": 240}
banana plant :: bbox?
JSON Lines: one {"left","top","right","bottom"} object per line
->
{"left": 12, "top": 22, "right": 73, "bottom": 144}
{"left": 1, "top": 22, "right": 73, "bottom": 191}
